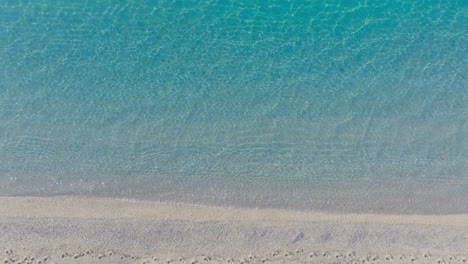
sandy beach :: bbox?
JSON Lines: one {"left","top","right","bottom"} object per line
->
{"left": 0, "top": 196, "right": 467, "bottom": 264}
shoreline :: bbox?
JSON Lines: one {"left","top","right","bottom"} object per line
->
{"left": 1, "top": 195, "right": 467, "bottom": 263}
{"left": 3, "top": 174, "right": 467, "bottom": 215}
{"left": 2, "top": 195, "right": 468, "bottom": 224}
{"left": 0, "top": 172, "right": 468, "bottom": 215}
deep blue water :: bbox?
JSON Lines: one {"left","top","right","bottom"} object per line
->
{"left": 0, "top": 0, "right": 466, "bottom": 213}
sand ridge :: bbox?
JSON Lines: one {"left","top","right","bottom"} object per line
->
{"left": 1, "top": 248, "right": 468, "bottom": 264}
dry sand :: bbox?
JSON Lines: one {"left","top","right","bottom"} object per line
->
{"left": 0, "top": 196, "right": 467, "bottom": 264}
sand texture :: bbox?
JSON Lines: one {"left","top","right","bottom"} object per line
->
{"left": 0, "top": 196, "right": 467, "bottom": 264}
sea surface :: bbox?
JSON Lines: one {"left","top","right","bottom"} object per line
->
{"left": 0, "top": 0, "right": 466, "bottom": 213}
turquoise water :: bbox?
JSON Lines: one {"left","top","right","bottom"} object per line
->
{"left": 0, "top": 0, "right": 466, "bottom": 213}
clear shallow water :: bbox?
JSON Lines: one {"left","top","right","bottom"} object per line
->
{"left": 0, "top": 0, "right": 466, "bottom": 213}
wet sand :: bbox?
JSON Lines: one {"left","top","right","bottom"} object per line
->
{"left": 0, "top": 196, "right": 467, "bottom": 264}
